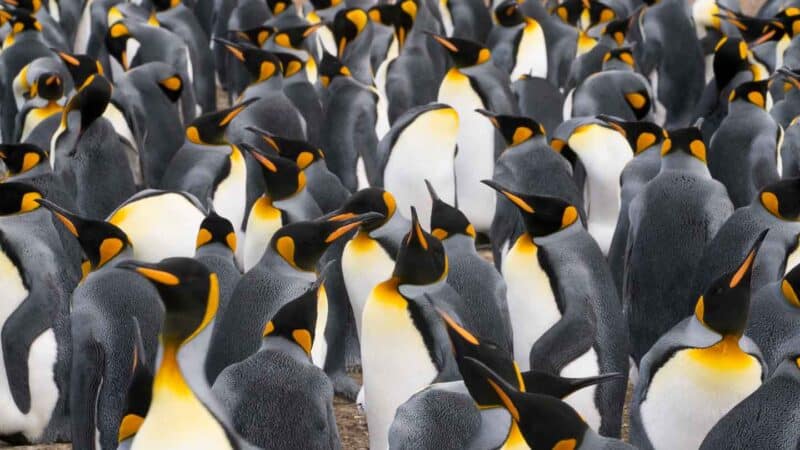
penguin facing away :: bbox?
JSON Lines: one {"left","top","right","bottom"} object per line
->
{"left": 746, "top": 262, "right": 800, "bottom": 371}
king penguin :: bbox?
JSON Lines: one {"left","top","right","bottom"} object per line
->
{"left": 708, "top": 78, "right": 783, "bottom": 208}
{"left": 194, "top": 211, "right": 242, "bottom": 333}
{"left": 119, "top": 258, "right": 257, "bottom": 450}
{"left": 14, "top": 66, "right": 67, "bottom": 143}
{"left": 205, "top": 213, "right": 381, "bottom": 383}
{"left": 746, "top": 262, "right": 800, "bottom": 371}
{"left": 361, "top": 208, "right": 459, "bottom": 450}
{"left": 432, "top": 32, "right": 519, "bottom": 234}
{"left": 629, "top": 231, "right": 768, "bottom": 450}
{"left": 623, "top": 127, "right": 734, "bottom": 365}
{"left": 483, "top": 180, "right": 630, "bottom": 437}
{"left": 37, "top": 199, "right": 163, "bottom": 450}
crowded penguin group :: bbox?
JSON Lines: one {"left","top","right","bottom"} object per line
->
{"left": 1, "top": 0, "right": 800, "bottom": 447}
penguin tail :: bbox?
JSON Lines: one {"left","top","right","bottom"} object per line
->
{"left": 69, "top": 330, "right": 105, "bottom": 450}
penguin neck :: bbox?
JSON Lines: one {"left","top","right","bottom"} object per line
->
{"left": 196, "top": 243, "right": 235, "bottom": 261}
{"left": 370, "top": 210, "right": 409, "bottom": 241}
{"left": 441, "top": 234, "right": 475, "bottom": 251}
{"left": 249, "top": 75, "right": 283, "bottom": 91}
{"left": 273, "top": 187, "right": 314, "bottom": 220}
{"left": 266, "top": 248, "right": 316, "bottom": 281}
{"left": 729, "top": 100, "right": 765, "bottom": 115}
{"left": 398, "top": 278, "right": 447, "bottom": 298}
{"left": 99, "top": 247, "right": 135, "bottom": 271}
{"left": 659, "top": 152, "right": 708, "bottom": 175}
{"left": 503, "top": 136, "right": 546, "bottom": 155}
{"left": 686, "top": 334, "right": 755, "bottom": 370}
{"left": 260, "top": 335, "right": 310, "bottom": 363}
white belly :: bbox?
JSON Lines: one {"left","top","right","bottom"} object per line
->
{"left": 243, "top": 197, "right": 283, "bottom": 271}
{"left": 342, "top": 234, "right": 394, "bottom": 338}
{"left": 383, "top": 107, "right": 457, "bottom": 228}
{"left": 362, "top": 289, "right": 438, "bottom": 450}
{"left": 108, "top": 192, "right": 205, "bottom": 262}
{"left": 439, "top": 0, "right": 454, "bottom": 36}
{"left": 510, "top": 22, "right": 547, "bottom": 80}
{"left": 786, "top": 235, "right": 800, "bottom": 274}
{"left": 439, "top": 71, "right": 496, "bottom": 232}
{"left": 74, "top": 0, "right": 94, "bottom": 53}
{"left": 568, "top": 126, "right": 631, "bottom": 254}
{"left": 640, "top": 348, "right": 761, "bottom": 450}
{"left": 560, "top": 348, "right": 601, "bottom": 431}
{"left": 311, "top": 284, "right": 329, "bottom": 368}
{"left": 502, "top": 238, "right": 560, "bottom": 371}
{"left": 0, "top": 249, "right": 59, "bottom": 441}
{"left": 374, "top": 38, "right": 398, "bottom": 141}
{"left": 212, "top": 152, "right": 247, "bottom": 237}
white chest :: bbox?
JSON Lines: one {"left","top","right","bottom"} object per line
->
{"left": 374, "top": 37, "right": 399, "bottom": 141}
{"left": 511, "top": 21, "right": 547, "bottom": 80}
{"left": 342, "top": 235, "right": 394, "bottom": 338}
{"left": 212, "top": 150, "right": 247, "bottom": 235}
{"left": 243, "top": 196, "right": 284, "bottom": 271}
{"left": 561, "top": 348, "right": 601, "bottom": 430}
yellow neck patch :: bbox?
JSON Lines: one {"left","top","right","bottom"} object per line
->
{"left": 372, "top": 277, "right": 407, "bottom": 309}
{"left": 781, "top": 280, "right": 800, "bottom": 308}
{"left": 686, "top": 335, "right": 755, "bottom": 371}
{"left": 499, "top": 420, "right": 527, "bottom": 449}
{"left": 118, "top": 414, "right": 144, "bottom": 442}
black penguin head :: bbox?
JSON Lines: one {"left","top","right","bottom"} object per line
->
{"left": 494, "top": 0, "right": 525, "bottom": 27}
{"left": 661, "top": 127, "right": 707, "bottom": 162}
{"left": 597, "top": 115, "right": 666, "bottom": 154}
{"left": 482, "top": 180, "right": 580, "bottom": 237}
{"left": 266, "top": 0, "right": 291, "bottom": 15}
{"left": 60, "top": 74, "right": 112, "bottom": 133}
{"left": 712, "top": 37, "right": 750, "bottom": 90}
{"left": 119, "top": 258, "right": 218, "bottom": 345}
{"left": 105, "top": 21, "right": 135, "bottom": 71}
{"left": 601, "top": 16, "right": 629, "bottom": 45}
{"left": 740, "top": 7, "right": 800, "bottom": 43}
{"left": 150, "top": 0, "right": 179, "bottom": 11}
{"left": 393, "top": 207, "right": 448, "bottom": 286}
{"left": 273, "top": 52, "right": 306, "bottom": 78}
{"left": 437, "top": 310, "right": 524, "bottom": 407}
{"left": 332, "top": 8, "right": 369, "bottom": 56}
{"left": 781, "top": 261, "right": 800, "bottom": 309}
{"left": 426, "top": 180, "right": 475, "bottom": 241}
{"left": 327, "top": 188, "right": 397, "bottom": 231}
{"left": 553, "top": 0, "right": 616, "bottom": 31}
{"left": 185, "top": 98, "right": 257, "bottom": 145}
{"left": 309, "top": 0, "right": 342, "bottom": 10}
{"left": 31, "top": 72, "right": 64, "bottom": 101}
{"left": 156, "top": 72, "right": 183, "bottom": 102}
{"left": 7, "top": 12, "right": 41, "bottom": 34}
{"left": 778, "top": 66, "right": 800, "bottom": 94}
{"left": 196, "top": 211, "right": 236, "bottom": 253}
{"left": 241, "top": 143, "right": 307, "bottom": 201}
{"left": 271, "top": 213, "right": 383, "bottom": 271}
{"left": 262, "top": 276, "right": 326, "bottom": 355}
{"left": 3, "top": 0, "right": 43, "bottom": 13}
{"left": 428, "top": 33, "right": 491, "bottom": 68}
{"left": 246, "top": 127, "right": 323, "bottom": 169}
{"left": 729, "top": 79, "right": 770, "bottom": 109}
{"left": 368, "top": 0, "right": 417, "bottom": 47}
{"left": 0, "top": 143, "right": 47, "bottom": 175}
{"left": 216, "top": 39, "right": 282, "bottom": 84}
{"left": 231, "top": 25, "right": 274, "bottom": 48}
{"left": 37, "top": 199, "right": 131, "bottom": 270}
{"left": 464, "top": 357, "right": 589, "bottom": 449}
{"left": 759, "top": 178, "right": 800, "bottom": 220}
{"left": 602, "top": 47, "right": 636, "bottom": 70}
{"left": 272, "top": 23, "right": 323, "bottom": 50}
{"left": 56, "top": 51, "right": 103, "bottom": 88}
{"left": 476, "top": 109, "right": 546, "bottom": 146}
{"left": 695, "top": 230, "right": 767, "bottom": 336}
{"left": 0, "top": 182, "right": 42, "bottom": 215}
{"left": 318, "top": 51, "right": 351, "bottom": 87}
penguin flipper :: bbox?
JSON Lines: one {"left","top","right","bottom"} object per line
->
{"left": 1, "top": 288, "right": 54, "bottom": 414}
{"left": 123, "top": 318, "right": 154, "bottom": 418}
{"left": 528, "top": 294, "right": 596, "bottom": 374}
{"left": 69, "top": 327, "right": 105, "bottom": 450}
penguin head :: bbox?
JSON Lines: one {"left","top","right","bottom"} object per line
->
{"left": 266, "top": 0, "right": 291, "bottom": 16}
{"left": 426, "top": 180, "right": 475, "bottom": 241}
{"left": 780, "top": 261, "right": 800, "bottom": 309}
{"left": 437, "top": 310, "right": 525, "bottom": 407}
{"left": 196, "top": 211, "right": 236, "bottom": 253}
{"left": 272, "top": 213, "right": 384, "bottom": 271}
{"left": 216, "top": 38, "right": 282, "bottom": 84}
{"left": 601, "top": 17, "right": 629, "bottom": 45}
{"left": 494, "top": 0, "right": 525, "bottom": 27}
{"left": 105, "top": 21, "right": 139, "bottom": 71}
{"left": 246, "top": 127, "right": 323, "bottom": 168}
{"left": 602, "top": 47, "right": 636, "bottom": 71}
{"left": 759, "top": 178, "right": 800, "bottom": 220}
{"left": 477, "top": 109, "right": 546, "bottom": 146}
{"left": 272, "top": 24, "right": 323, "bottom": 51}
{"left": 185, "top": 98, "right": 257, "bottom": 145}
{"left": 428, "top": 33, "right": 491, "bottom": 68}
{"left": 241, "top": 143, "right": 307, "bottom": 201}
{"left": 60, "top": 74, "right": 112, "bottom": 133}
{"left": 7, "top": 12, "right": 41, "bottom": 34}
{"left": 262, "top": 274, "right": 326, "bottom": 355}
{"left": 777, "top": 66, "right": 800, "bottom": 94}
{"left": 3, "top": 0, "right": 43, "bottom": 13}
{"left": 712, "top": 37, "right": 750, "bottom": 90}
{"left": 273, "top": 52, "right": 306, "bottom": 78}
{"left": 149, "top": 0, "right": 179, "bottom": 12}
{"left": 740, "top": 7, "right": 800, "bottom": 44}
{"left": 393, "top": 207, "right": 448, "bottom": 286}
{"left": 327, "top": 188, "right": 397, "bottom": 231}
{"left": 482, "top": 180, "right": 580, "bottom": 237}
{"left": 231, "top": 25, "right": 274, "bottom": 48}
{"left": 661, "top": 127, "right": 707, "bottom": 162}
{"left": 729, "top": 79, "right": 771, "bottom": 109}
{"left": 156, "top": 72, "right": 183, "bottom": 103}
{"left": 0, "top": 143, "right": 48, "bottom": 176}
{"left": 464, "top": 357, "right": 590, "bottom": 449}
{"left": 368, "top": 0, "right": 417, "bottom": 47}
{"left": 597, "top": 115, "right": 666, "bottom": 154}
{"left": 56, "top": 51, "right": 104, "bottom": 88}
{"left": 30, "top": 72, "right": 64, "bottom": 101}
{"left": 0, "top": 182, "right": 42, "bottom": 215}
{"left": 37, "top": 199, "right": 132, "bottom": 271}
{"left": 331, "top": 8, "right": 369, "bottom": 57}
{"left": 553, "top": 0, "right": 616, "bottom": 31}
{"left": 120, "top": 258, "right": 219, "bottom": 345}
{"left": 309, "top": 0, "right": 342, "bottom": 10}
{"left": 695, "top": 230, "right": 767, "bottom": 337}
{"left": 318, "top": 51, "right": 351, "bottom": 87}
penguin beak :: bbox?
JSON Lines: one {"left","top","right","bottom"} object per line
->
{"left": 240, "top": 142, "right": 279, "bottom": 172}
{"left": 481, "top": 180, "right": 534, "bottom": 213}
{"left": 426, "top": 31, "right": 459, "bottom": 53}
{"left": 728, "top": 230, "right": 766, "bottom": 289}
{"left": 324, "top": 212, "right": 384, "bottom": 242}
{"left": 425, "top": 179, "right": 441, "bottom": 202}
{"left": 214, "top": 37, "right": 246, "bottom": 62}
{"left": 218, "top": 97, "right": 258, "bottom": 126}
{"left": 245, "top": 126, "right": 280, "bottom": 152}
{"left": 475, "top": 108, "right": 501, "bottom": 129}
{"left": 438, "top": 308, "right": 480, "bottom": 345}
{"left": 754, "top": 28, "right": 777, "bottom": 45}
{"left": 463, "top": 357, "right": 523, "bottom": 421}
{"left": 117, "top": 261, "right": 181, "bottom": 285}
{"left": 36, "top": 198, "right": 82, "bottom": 238}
